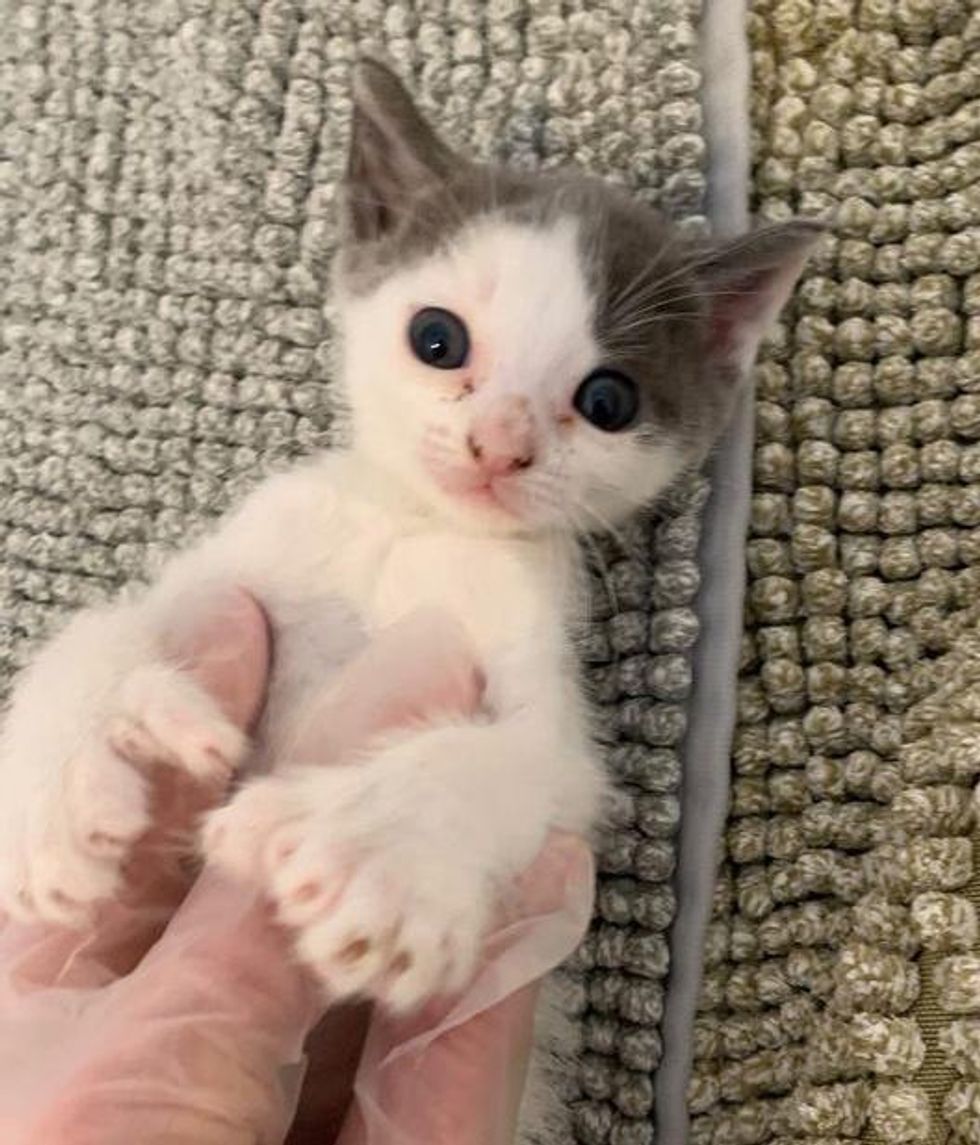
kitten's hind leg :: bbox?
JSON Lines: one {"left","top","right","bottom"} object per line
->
{"left": 205, "top": 752, "right": 496, "bottom": 1013}
{"left": 0, "top": 590, "right": 257, "bottom": 925}
{"left": 206, "top": 715, "right": 599, "bottom": 1011}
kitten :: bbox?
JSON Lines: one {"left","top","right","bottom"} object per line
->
{"left": 0, "top": 61, "right": 817, "bottom": 1017}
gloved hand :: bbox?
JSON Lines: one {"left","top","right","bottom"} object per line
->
{"left": 0, "top": 590, "right": 593, "bottom": 1145}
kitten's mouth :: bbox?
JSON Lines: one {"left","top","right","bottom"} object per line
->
{"left": 455, "top": 480, "right": 512, "bottom": 511}
{"left": 425, "top": 461, "right": 522, "bottom": 518}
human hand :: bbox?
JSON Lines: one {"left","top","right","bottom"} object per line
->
{"left": 0, "top": 591, "right": 593, "bottom": 1144}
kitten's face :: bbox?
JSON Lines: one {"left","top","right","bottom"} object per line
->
{"left": 335, "top": 61, "right": 820, "bottom": 538}
{"left": 342, "top": 211, "right": 685, "bottom": 535}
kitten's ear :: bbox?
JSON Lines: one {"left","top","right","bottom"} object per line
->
{"left": 700, "top": 219, "right": 825, "bottom": 373}
{"left": 345, "top": 58, "right": 460, "bottom": 243}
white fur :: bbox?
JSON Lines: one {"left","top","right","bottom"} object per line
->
{"left": 1, "top": 217, "right": 684, "bottom": 1001}
{"left": 0, "top": 443, "right": 600, "bottom": 995}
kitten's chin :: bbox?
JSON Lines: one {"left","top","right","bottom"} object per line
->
{"left": 420, "top": 462, "right": 545, "bottom": 535}
{"left": 432, "top": 481, "right": 537, "bottom": 535}
{"left": 352, "top": 441, "right": 554, "bottom": 535}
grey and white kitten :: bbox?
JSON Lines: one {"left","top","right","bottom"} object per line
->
{"left": 0, "top": 57, "right": 817, "bottom": 1128}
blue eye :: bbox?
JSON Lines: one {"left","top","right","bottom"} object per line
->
{"left": 408, "top": 307, "right": 470, "bottom": 369}
{"left": 573, "top": 370, "right": 639, "bottom": 432}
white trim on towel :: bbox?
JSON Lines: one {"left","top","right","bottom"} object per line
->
{"left": 656, "top": 2, "right": 753, "bottom": 1142}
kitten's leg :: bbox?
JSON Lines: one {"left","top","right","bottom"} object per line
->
{"left": 0, "top": 461, "right": 349, "bottom": 926}
{"left": 206, "top": 716, "right": 601, "bottom": 1011}
{"left": 0, "top": 592, "right": 250, "bottom": 925}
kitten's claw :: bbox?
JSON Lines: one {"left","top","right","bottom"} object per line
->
{"left": 205, "top": 769, "right": 492, "bottom": 1012}
{"left": 0, "top": 665, "right": 248, "bottom": 925}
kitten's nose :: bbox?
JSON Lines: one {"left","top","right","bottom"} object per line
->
{"left": 466, "top": 395, "right": 536, "bottom": 476}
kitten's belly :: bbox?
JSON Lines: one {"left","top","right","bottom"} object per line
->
{"left": 253, "top": 518, "right": 567, "bottom": 768}
{"left": 253, "top": 593, "right": 368, "bottom": 772}
{"left": 253, "top": 539, "right": 541, "bottom": 770}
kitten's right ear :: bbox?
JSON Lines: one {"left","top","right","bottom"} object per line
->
{"left": 344, "top": 59, "right": 459, "bottom": 243}
{"left": 699, "top": 218, "right": 825, "bottom": 375}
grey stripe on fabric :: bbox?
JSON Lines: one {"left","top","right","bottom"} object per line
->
{"left": 656, "top": 2, "right": 753, "bottom": 1141}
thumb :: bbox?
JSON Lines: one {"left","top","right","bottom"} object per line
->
{"left": 24, "top": 871, "right": 316, "bottom": 1145}
{"left": 162, "top": 583, "right": 272, "bottom": 734}
{"left": 135, "top": 583, "right": 272, "bottom": 855}
{"left": 61, "top": 587, "right": 274, "bottom": 983}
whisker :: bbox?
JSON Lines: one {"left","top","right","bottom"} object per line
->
{"left": 605, "top": 226, "right": 688, "bottom": 315}
{"left": 422, "top": 422, "right": 452, "bottom": 443}
{"left": 543, "top": 441, "right": 619, "bottom": 607}
{"left": 611, "top": 225, "right": 802, "bottom": 317}
{"left": 576, "top": 480, "right": 644, "bottom": 562}
{"left": 578, "top": 524, "right": 620, "bottom": 615}
{"left": 606, "top": 247, "right": 710, "bottom": 316}
{"left": 585, "top": 506, "right": 636, "bottom": 562}
{"left": 608, "top": 284, "right": 756, "bottom": 329}
{"left": 518, "top": 470, "right": 565, "bottom": 514}
{"left": 604, "top": 230, "right": 776, "bottom": 322}
{"left": 609, "top": 309, "right": 707, "bottom": 327}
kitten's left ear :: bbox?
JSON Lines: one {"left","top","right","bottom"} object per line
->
{"left": 344, "top": 58, "right": 462, "bottom": 243}
{"left": 700, "top": 219, "right": 825, "bottom": 373}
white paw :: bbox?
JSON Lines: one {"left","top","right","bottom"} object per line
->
{"left": 112, "top": 664, "right": 247, "bottom": 782}
{"left": 205, "top": 768, "right": 494, "bottom": 1013}
{"left": 0, "top": 664, "right": 248, "bottom": 925}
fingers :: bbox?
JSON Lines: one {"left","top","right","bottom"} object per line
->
{"left": 138, "top": 868, "right": 319, "bottom": 1043}
{"left": 75, "top": 589, "right": 272, "bottom": 971}
{"left": 22, "top": 872, "right": 321, "bottom": 1145}
{"left": 128, "top": 833, "right": 588, "bottom": 1145}
{"left": 340, "top": 833, "right": 594, "bottom": 1145}
{"left": 342, "top": 986, "right": 541, "bottom": 1145}
{"left": 119, "top": 587, "right": 271, "bottom": 879}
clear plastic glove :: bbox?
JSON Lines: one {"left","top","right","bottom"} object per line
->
{"left": 0, "top": 591, "right": 594, "bottom": 1145}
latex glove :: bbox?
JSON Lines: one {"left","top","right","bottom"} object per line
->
{"left": 0, "top": 591, "right": 594, "bottom": 1145}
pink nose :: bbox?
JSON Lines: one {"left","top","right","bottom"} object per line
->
{"left": 466, "top": 395, "right": 536, "bottom": 476}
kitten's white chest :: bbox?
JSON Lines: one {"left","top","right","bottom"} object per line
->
{"left": 259, "top": 462, "right": 574, "bottom": 661}
{"left": 369, "top": 532, "right": 560, "bottom": 655}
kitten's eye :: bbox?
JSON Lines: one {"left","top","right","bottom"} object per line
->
{"left": 408, "top": 307, "right": 470, "bottom": 369}
{"left": 573, "top": 370, "right": 639, "bottom": 432}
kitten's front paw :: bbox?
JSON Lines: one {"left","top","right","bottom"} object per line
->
{"left": 0, "top": 664, "right": 248, "bottom": 925}
{"left": 109, "top": 663, "right": 248, "bottom": 782}
{"left": 205, "top": 770, "right": 493, "bottom": 1012}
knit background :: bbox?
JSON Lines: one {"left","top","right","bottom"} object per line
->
{"left": 0, "top": 2, "right": 709, "bottom": 1141}
{"left": 689, "top": 3, "right": 980, "bottom": 1143}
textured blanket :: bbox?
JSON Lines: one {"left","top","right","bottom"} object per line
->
{"left": 691, "top": 4, "right": 980, "bottom": 1144}
{"left": 0, "top": 3, "right": 711, "bottom": 1142}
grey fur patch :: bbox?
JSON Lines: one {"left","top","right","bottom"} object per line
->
{"left": 344, "top": 58, "right": 457, "bottom": 245}
{"left": 339, "top": 59, "right": 821, "bottom": 463}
